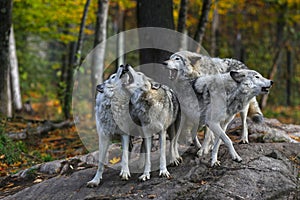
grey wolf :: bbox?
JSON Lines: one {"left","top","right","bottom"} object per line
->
{"left": 87, "top": 66, "right": 133, "bottom": 187}
{"left": 118, "top": 64, "right": 181, "bottom": 180}
{"left": 164, "top": 51, "right": 263, "bottom": 155}
{"left": 192, "top": 69, "right": 272, "bottom": 166}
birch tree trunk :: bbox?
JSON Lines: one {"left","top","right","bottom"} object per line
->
{"left": 210, "top": 2, "right": 219, "bottom": 57}
{"left": 91, "top": 0, "right": 109, "bottom": 95}
{"left": 9, "top": 25, "right": 22, "bottom": 111}
{"left": 0, "top": 0, "right": 13, "bottom": 117}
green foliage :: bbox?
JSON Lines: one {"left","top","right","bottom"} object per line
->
{"left": 0, "top": 127, "right": 26, "bottom": 165}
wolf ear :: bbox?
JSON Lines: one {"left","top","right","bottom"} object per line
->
{"left": 189, "top": 56, "right": 201, "bottom": 67}
{"left": 151, "top": 82, "right": 161, "bottom": 90}
{"left": 230, "top": 71, "right": 245, "bottom": 83}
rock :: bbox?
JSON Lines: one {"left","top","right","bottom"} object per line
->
{"left": 1, "top": 143, "right": 299, "bottom": 200}
{"left": 227, "top": 118, "right": 300, "bottom": 143}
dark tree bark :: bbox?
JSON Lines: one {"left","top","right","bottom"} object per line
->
{"left": 137, "top": 0, "right": 176, "bottom": 82}
{"left": 63, "top": 0, "right": 91, "bottom": 119}
{"left": 193, "top": 0, "right": 212, "bottom": 52}
{"left": 0, "top": 0, "right": 13, "bottom": 117}
{"left": 177, "top": 0, "right": 188, "bottom": 33}
{"left": 286, "top": 46, "right": 292, "bottom": 106}
{"left": 74, "top": 0, "right": 91, "bottom": 67}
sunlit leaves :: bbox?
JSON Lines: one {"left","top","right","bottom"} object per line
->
{"left": 13, "top": 0, "right": 97, "bottom": 43}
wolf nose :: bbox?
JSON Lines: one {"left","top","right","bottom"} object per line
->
{"left": 270, "top": 80, "right": 274, "bottom": 85}
{"left": 162, "top": 61, "right": 168, "bottom": 66}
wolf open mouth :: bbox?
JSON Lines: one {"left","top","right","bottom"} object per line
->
{"left": 169, "top": 69, "right": 178, "bottom": 80}
{"left": 120, "top": 64, "right": 134, "bottom": 85}
{"left": 261, "top": 86, "right": 271, "bottom": 93}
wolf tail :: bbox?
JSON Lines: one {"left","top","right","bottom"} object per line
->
{"left": 248, "top": 97, "right": 264, "bottom": 123}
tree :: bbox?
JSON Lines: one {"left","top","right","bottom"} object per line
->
{"left": 63, "top": 0, "right": 91, "bottom": 119}
{"left": 137, "top": 0, "right": 176, "bottom": 81}
{"left": 0, "top": 0, "right": 13, "bottom": 117}
{"left": 9, "top": 26, "right": 22, "bottom": 112}
{"left": 90, "top": 0, "right": 109, "bottom": 117}
{"left": 193, "top": 0, "right": 212, "bottom": 52}
{"left": 177, "top": 0, "right": 189, "bottom": 33}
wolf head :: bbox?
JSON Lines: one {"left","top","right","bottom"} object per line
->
{"left": 163, "top": 51, "right": 219, "bottom": 80}
{"left": 230, "top": 69, "right": 273, "bottom": 95}
{"left": 119, "top": 64, "right": 152, "bottom": 94}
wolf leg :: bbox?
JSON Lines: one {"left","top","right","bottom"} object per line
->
{"left": 87, "top": 133, "right": 110, "bottom": 187}
{"left": 139, "top": 136, "right": 151, "bottom": 181}
{"left": 197, "top": 127, "right": 214, "bottom": 156}
{"left": 240, "top": 104, "right": 249, "bottom": 144}
{"left": 119, "top": 134, "right": 131, "bottom": 180}
{"left": 208, "top": 122, "right": 242, "bottom": 166}
{"left": 159, "top": 130, "right": 170, "bottom": 178}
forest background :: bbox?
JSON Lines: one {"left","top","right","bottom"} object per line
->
{"left": 0, "top": 0, "right": 300, "bottom": 176}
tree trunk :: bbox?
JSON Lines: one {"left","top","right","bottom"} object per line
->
{"left": 117, "top": 8, "right": 125, "bottom": 67}
{"left": 63, "top": 42, "right": 76, "bottom": 119}
{"left": 234, "top": 32, "right": 244, "bottom": 62}
{"left": 74, "top": 0, "right": 91, "bottom": 68}
{"left": 193, "top": 0, "right": 212, "bottom": 52}
{"left": 91, "top": 0, "right": 109, "bottom": 118}
{"left": 210, "top": 2, "right": 219, "bottom": 57}
{"left": 137, "top": 0, "right": 175, "bottom": 82}
{"left": 286, "top": 46, "right": 292, "bottom": 106}
{"left": 91, "top": 0, "right": 109, "bottom": 89}
{"left": 0, "top": 0, "right": 13, "bottom": 117}
{"left": 63, "top": 0, "right": 91, "bottom": 119}
{"left": 9, "top": 25, "right": 22, "bottom": 112}
{"left": 177, "top": 0, "right": 188, "bottom": 33}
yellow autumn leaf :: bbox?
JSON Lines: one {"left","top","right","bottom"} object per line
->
{"left": 109, "top": 157, "right": 121, "bottom": 165}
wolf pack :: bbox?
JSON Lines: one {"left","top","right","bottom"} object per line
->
{"left": 87, "top": 50, "right": 273, "bottom": 187}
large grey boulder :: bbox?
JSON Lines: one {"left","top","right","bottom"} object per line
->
{"left": 1, "top": 143, "right": 299, "bottom": 200}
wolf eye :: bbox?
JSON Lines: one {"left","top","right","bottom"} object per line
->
{"left": 175, "top": 57, "right": 180, "bottom": 61}
{"left": 255, "top": 75, "right": 259, "bottom": 79}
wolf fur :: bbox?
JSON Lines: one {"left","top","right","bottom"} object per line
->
{"left": 87, "top": 67, "right": 134, "bottom": 187}
{"left": 164, "top": 51, "right": 263, "bottom": 151}
{"left": 119, "top": 64, "right": 181, "bottom": 180}
{"left": 192, "top": 69, "right": 272, "bottom": 166}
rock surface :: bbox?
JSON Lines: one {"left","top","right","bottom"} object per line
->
{"left": 1, "top": 143, "right": 299, "bottom": 200}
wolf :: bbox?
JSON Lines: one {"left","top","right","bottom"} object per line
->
{"left": 192, "top": 69, "right": 272, "bottom": 166}
{"left": 118, "top": 64, "right": 181, "bottom": 180}
{"left": 87, "top": 67, "right": 133, "bottom": 187}
{"left": 164, "top": 51, "right": 264, "bottom": 155}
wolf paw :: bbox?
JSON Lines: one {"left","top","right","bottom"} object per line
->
{"left": 211, "top": 160, "right": 221, "bottom": 167}
{"left": 170, "top": 156, "right": 183, "bottom": 166}
{"left": 233, "top": 156, "right": 242, "bottom": 163}
{"left": 197, "top": 148, "right": 209, "bottom": 157}
{"left": 87, "top": 179, "right": 100, "bottom": 188}
{"left": 119, "top": 170, "right": 131, "bottom": 180}
{"left": 139, "top": 173, "right": 150, "bottom": 181}
{"left": 239, "top": 139, "right": 249, "bottom": 144}
{"left": 159, "top": 169, "right": 170, "bottom": 178}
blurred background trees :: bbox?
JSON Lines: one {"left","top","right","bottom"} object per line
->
{"left": 0, "top": 0, "right": 299, "bottom": 123}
